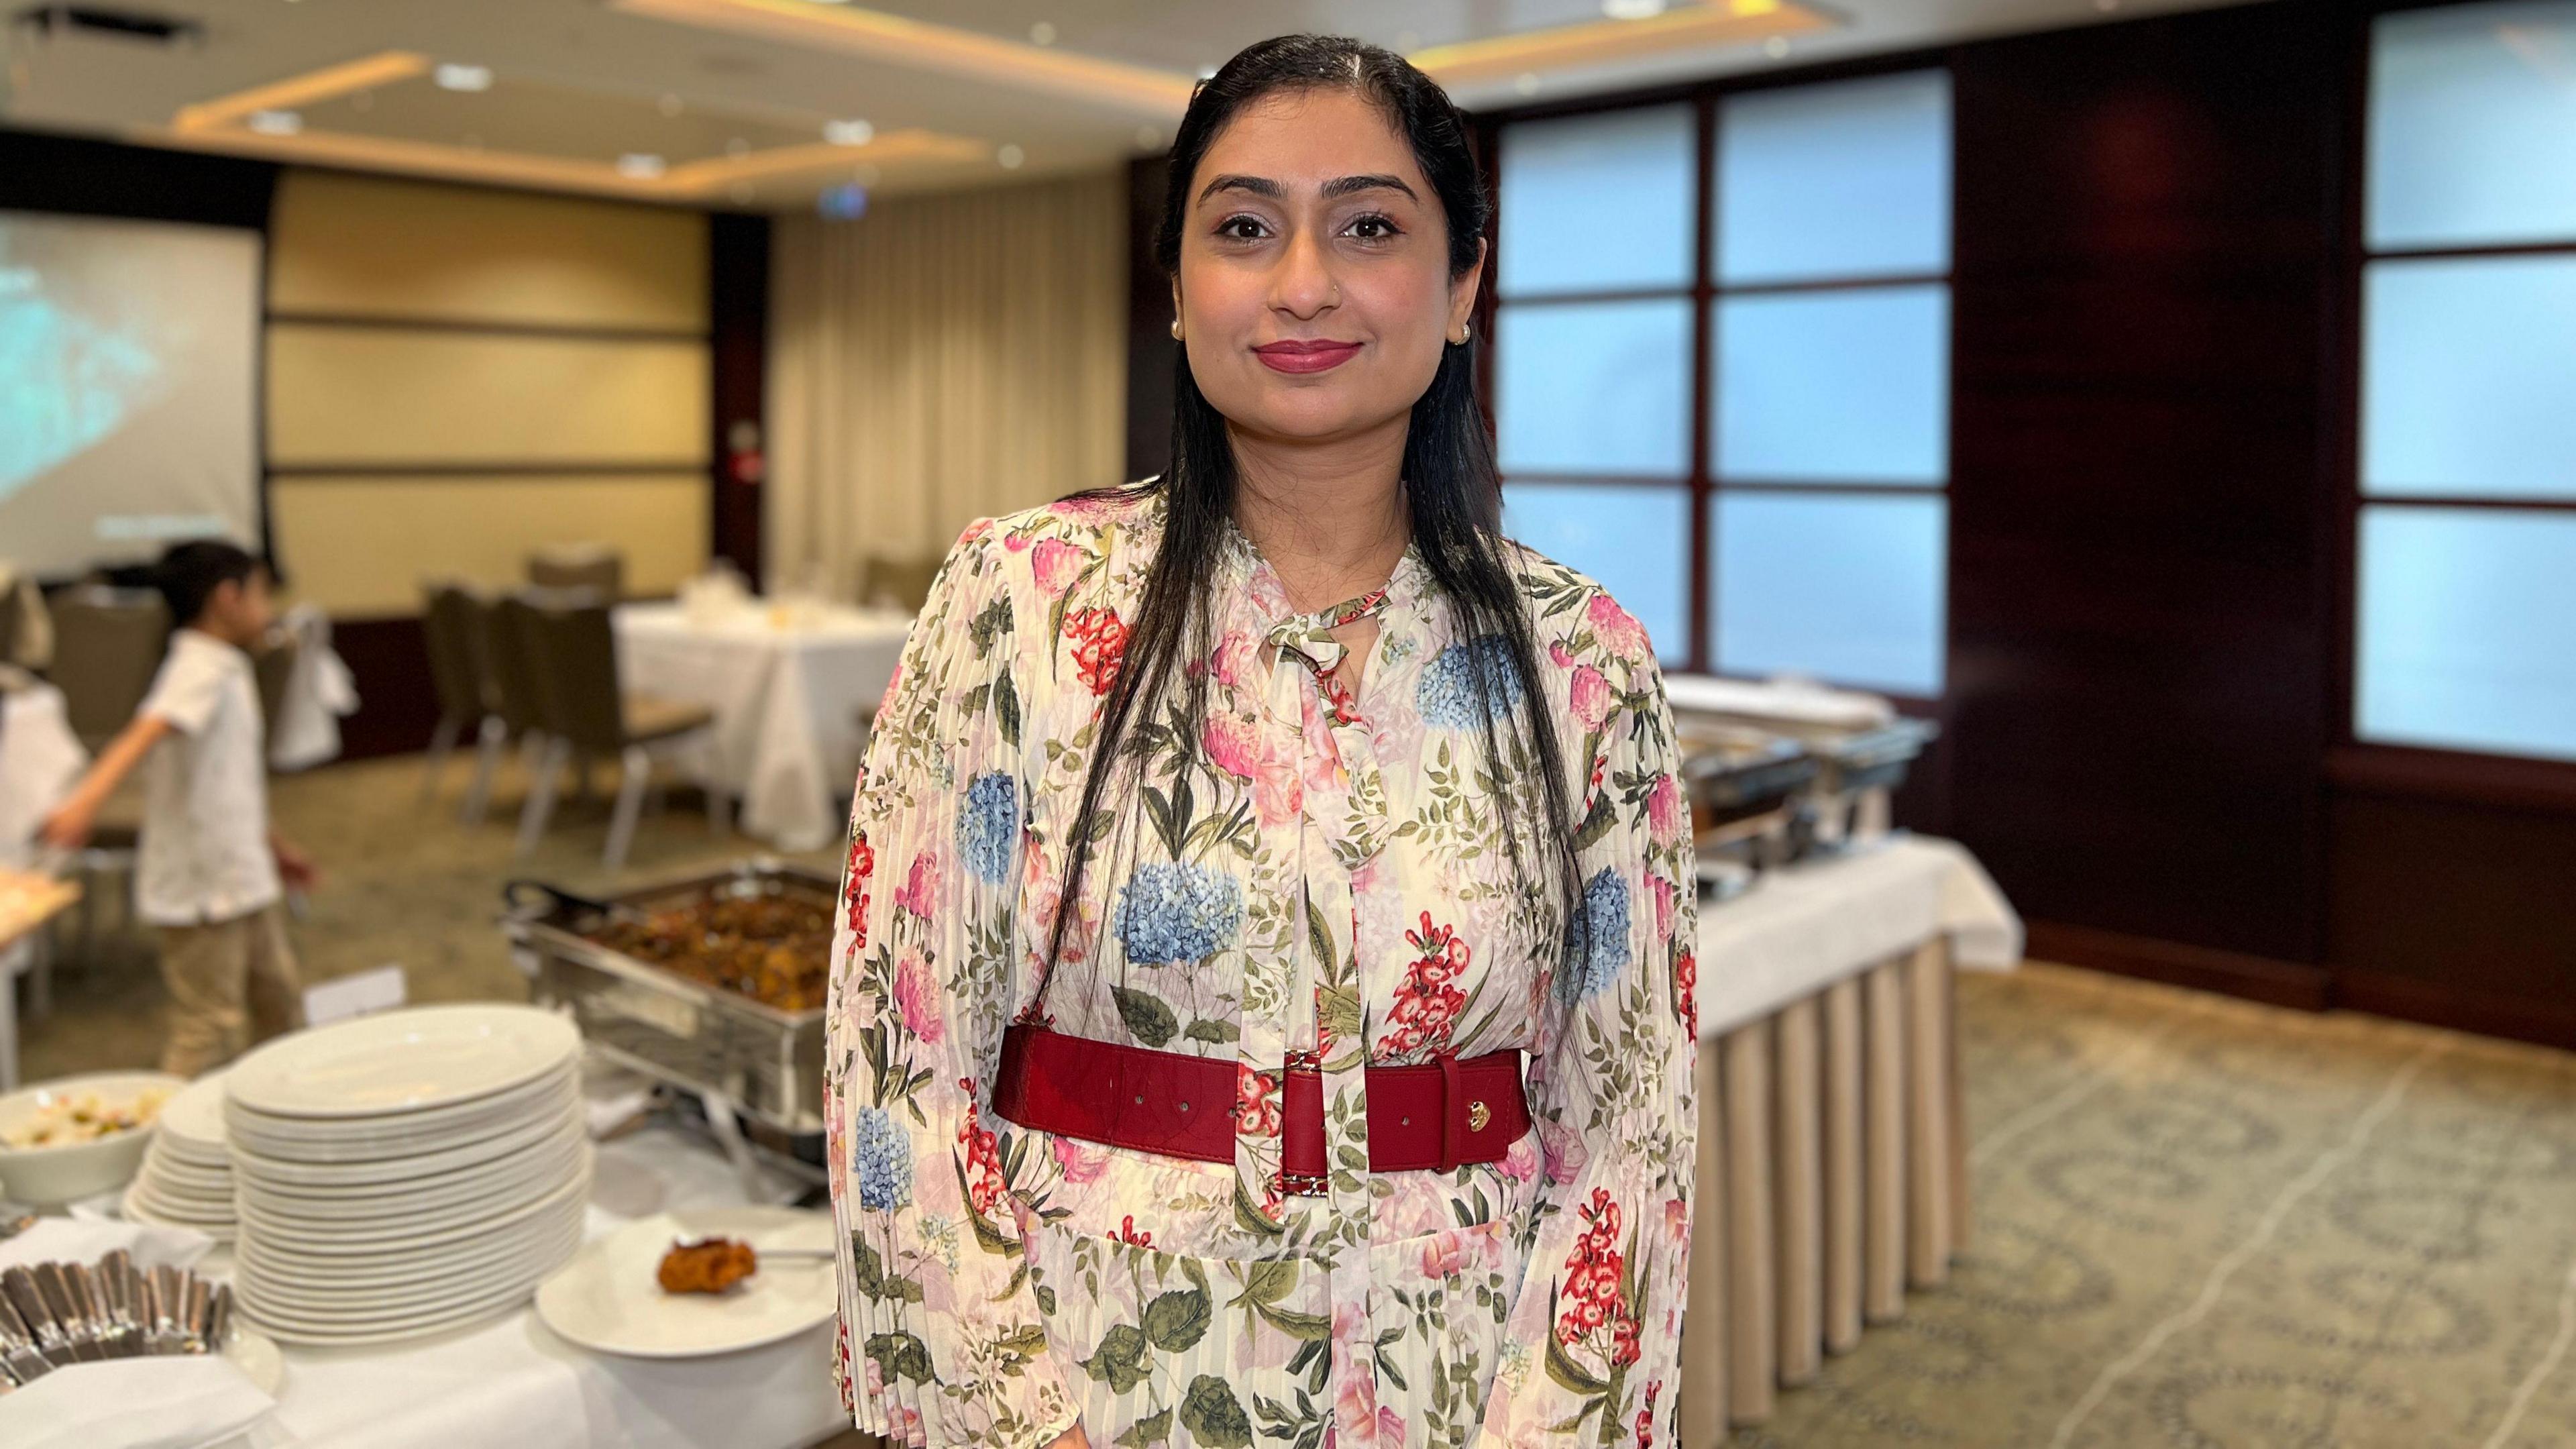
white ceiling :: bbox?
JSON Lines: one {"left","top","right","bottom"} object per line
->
{"left": 0, "top": 0, "right": 2257, "bottom": 210}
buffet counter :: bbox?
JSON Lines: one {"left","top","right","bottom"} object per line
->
{"left": 1680, "top": 834, "right": 2021, "bottom": 1442}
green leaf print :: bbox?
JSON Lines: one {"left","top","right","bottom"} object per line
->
{"left": 1113, "top": 1407, "right": 1173, "bottom": 1447}
{"left": 995, "top": 671, "right": 1022, "bottom": 747}
{"left": 1112, "top": 986, "right": 1179, "bottom": 1049}
{"left": 865, "top": 1330, "right": 933, "bottom": 1385}
{"left": 1230, "top": 1259, "right": 1297, "bottom": 1308}
{"left": 1544, "top": 1326, "right": 1609, "bottom": 1397}
{"left": 969, "top": 594, "right": 1012, "bottom": 658}
{"left": 1183, "top": 1017, "right": 1240, "bottom": 1044}
{"left": 1083, "top": 1323, "right": 1151, "bottom": 1393}
{"left": 1179, "top": 1375, "right": 1255, "bottom": 1448}
{"left": 1142, "top": 1287, "right": 1212, "bottom": 1352}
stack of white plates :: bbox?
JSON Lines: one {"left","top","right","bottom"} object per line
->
{"left": 122, "top": 1072, "right": 239, "bottom": 1239}
{"left": 223, "top": 1005, "right": 590, "bottom": 1347}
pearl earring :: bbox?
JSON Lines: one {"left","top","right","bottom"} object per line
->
{"left": 1452, "top": 321, "right": 1472, "bottom": 345}
{"left": 1171, "top": 319, "right": 1183, "bottom": 340}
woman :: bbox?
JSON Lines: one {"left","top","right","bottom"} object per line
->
{"left": 825, "top": 34, "right": 1698, "bottom": 1449}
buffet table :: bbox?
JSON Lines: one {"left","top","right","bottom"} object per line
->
{"left": 613, "top": 602, "right": 910, "bottom": 851}
{"left": 1679, "top": 834, "right": 2021, "bottom": 1443}
{"left": 229, "top": 1122, "right": 843, "bottom": 1449}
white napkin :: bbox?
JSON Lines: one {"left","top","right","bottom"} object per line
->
{"left": 0, "top": 1216, "right": 215, "bottom": 1272}
{"left": 0, "top": 1354, "right": 276, "bottom": 1449}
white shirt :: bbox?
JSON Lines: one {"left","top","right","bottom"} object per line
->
{"left": 136, "top": 631, "right": 280, "bottom": 927}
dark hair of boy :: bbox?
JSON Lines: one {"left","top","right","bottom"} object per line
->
{"left": 154, "top": 540, "right": 260, "bottom": 626}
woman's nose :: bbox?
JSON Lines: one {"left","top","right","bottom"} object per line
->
{"left": 1269, "top": 230, "right": 1340, "bottom": 319}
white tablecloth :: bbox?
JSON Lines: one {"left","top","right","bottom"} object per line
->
{"left": 614, "top": 602, "right": 910, "bottom": 852}
{"left": 225, "top": 1124, "right": 845, "bottom": 1449}
{"left": 1696, "top": 833, "right": 2022, "bottom": 1039}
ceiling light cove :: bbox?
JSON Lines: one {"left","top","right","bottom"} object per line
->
{"left": 433, "top": 63, "right": 494, "bottom": 93}
{"left": 1410, "top": 0, "right": 1835, "bottom": 90}
{"left": 606, "top": 0, "right": 1196, "bottom": 117}
{"left": 148, "top": 50, "right": 988, "bottom": 203}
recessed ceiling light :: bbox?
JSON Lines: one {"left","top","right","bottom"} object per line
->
{"left": 657, "top": 93, "right": 685, "bottom": 117}
{"left": 1603, "top": 0, "right": 1666, "bottom": 17}
{"left": 617, "top": 153, "right": 666, "bottom": 177}
{"left": 1764, "top": 36, "right": 1791, "bottom": 58}
{"left": 248, "top": 110, "right": 302, "bottom": 135}
{"left": 434, "top": 62, "right": 492, "bottom": 91}
{"left": 1029, "top": 21, "right": 1056, "bottom": 46}
{"left": 997, "top": 143, "right": 1025, "bottom": 169}
{"left": 823, "top": 117, "right": 875, "bottom": 146}
{"left": 1513, "top": 72, "right": 1541, "bottom": 95}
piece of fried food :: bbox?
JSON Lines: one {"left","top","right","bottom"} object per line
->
{"left": 657, "top": 1236, "right": 759, "bottom": 1294}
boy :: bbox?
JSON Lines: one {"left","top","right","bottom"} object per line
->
{"left": 40, "top": 540, "right": 317, "bottom": 1075}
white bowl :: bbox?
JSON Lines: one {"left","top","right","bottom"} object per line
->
{"left": 0, "top": 1071, "right": 184, "bottom": 1205}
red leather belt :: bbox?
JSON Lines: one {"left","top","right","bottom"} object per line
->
{"left": 992, "top": 1023, "right": 1529, "bottom": 1195}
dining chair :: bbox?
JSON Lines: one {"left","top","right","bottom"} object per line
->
{"left": 527, "top": 545, "right": 625, "bottom": 599}
{"left": 508, "top": 592, "right": 724, "bottom": 869}
{"left": 476, "top": 592, "right": 555, "bottom": 828}
{"left": 419, "top": 582, "right": 498, "bottom": 810}
{"left": 45, "top": 587, "right": 168, "bottom": 969}
{"left": 859, "top": 555, "right": 941, "bottom": 614}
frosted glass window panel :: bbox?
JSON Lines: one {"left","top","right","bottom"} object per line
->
{"left": 1717, "top": 70, "right": 1951, "bottom": 285}
{"left": 1715, "top": 286, "right": 1948, "bottom": 484}
{"left": 1503, "top": 483, "right": 1692, "bottom": 661}
{"left": 2357, "top": 506, "right": 2576, "bottom": 761}
{"left": 2368, "top": 1, "right": 2576, "bottom": 250}
{"left": 2363, "top": 256, "right": 2576, "bottom": 500}
{"left": 1499, "top": 105, "right": 1696, "bottom": 296}
{"left": 1713, "top": 492, "right": 1945, "bottom": 696}
{"left": 1497, "top": 299, "right": 1692, "bottom": 478}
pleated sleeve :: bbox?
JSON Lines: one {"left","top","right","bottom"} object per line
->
{"left": 824, "top": 519, "right": 1079, "bottom": 1449}
{"left": 1474, "top": 592, "right": 1702, "bottom": 1448}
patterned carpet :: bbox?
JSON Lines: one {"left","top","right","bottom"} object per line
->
{"left": 23, "top": 758, "right": 2576, "bottom": 1448}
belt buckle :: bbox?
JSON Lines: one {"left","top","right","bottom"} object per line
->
{"left": 1279, "top": 1049, "right": 1329, "bottom": 1197}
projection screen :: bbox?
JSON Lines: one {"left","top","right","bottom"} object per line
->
{"left": 0, "top": 211, "right": 262, "bottom": 576}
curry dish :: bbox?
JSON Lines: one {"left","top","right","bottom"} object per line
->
{"left": 588, "top": 892, "right": 833, "bottom": 1012}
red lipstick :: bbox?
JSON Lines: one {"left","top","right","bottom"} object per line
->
{"left": 1253, "top": 338, "right": 1363, "bottom": 374}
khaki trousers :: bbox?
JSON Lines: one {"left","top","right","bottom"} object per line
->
{"left": 157, "top": 903, "right": 304, "bottom": 1077}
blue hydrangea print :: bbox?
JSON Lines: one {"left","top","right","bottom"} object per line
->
{"left": 1114, "top": 861, "right": 1244, "bottom": 965}
{"left": 851, "top": 1106, "right": 914, "bottom": 1210}
{"left": 1415, "top": 636, "right": 1526, "bottom": 730}
{"left": 957, "top": 771, "right": 1020, "bottom": 883}
{"left": 1555, "top": 866, "right": 1633, "bottom": 1003}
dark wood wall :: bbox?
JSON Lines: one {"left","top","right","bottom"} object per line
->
{"left": 1121, "top": 0, "right": 2576, "bottom": 1049}
{"left": 1945, "top": 2, "right": 2343, "bottom": 999}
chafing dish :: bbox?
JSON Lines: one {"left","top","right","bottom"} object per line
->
{"left": 501, "top": 861, "right": 833, "bottom": 1136}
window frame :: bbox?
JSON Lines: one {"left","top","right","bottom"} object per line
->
{"left": 2329, "top": 0, "right": 2576, "bottom": 803}
{"left": 1475, "top": 54, "right": 1957, "bottom": 712}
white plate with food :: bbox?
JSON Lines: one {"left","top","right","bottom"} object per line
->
{"left": 0, "top": 1071, "right": 182, "bottom": 1204}
{"left": 536, "top": 1207, "right": 837, "bottom": 1359}
{"left": 223, "top": 1005, "right": 578, "bottom": 1120}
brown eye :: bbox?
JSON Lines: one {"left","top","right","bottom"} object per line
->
{"left": 1218, "top": 215, "right": 1268, "bottom": 241}
{"left": 1349, "top": 213, "right": 1401, "bottom": 240}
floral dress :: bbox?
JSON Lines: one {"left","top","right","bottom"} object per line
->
{"left": 825, "top": 487, "right": 1699, "bottom": 1449}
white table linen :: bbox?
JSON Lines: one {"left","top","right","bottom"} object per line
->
{"left": 268, "top": 606, "right": 358, "bottom": 774}
{"left": 1695, "top": 833, "right": 2021, "bottom": 1039}
{"left": 613, "top": 602, "right": 910, "bottom": 851}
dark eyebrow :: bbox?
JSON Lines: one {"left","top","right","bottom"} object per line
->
{"left": 1195, "top": 173, "right": 1421, "bottom": 205}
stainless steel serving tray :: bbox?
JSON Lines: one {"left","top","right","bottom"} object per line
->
{"left": 500, "top": 861, "right": 832, "bottom": 1136}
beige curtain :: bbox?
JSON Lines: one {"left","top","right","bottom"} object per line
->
{"left": 766, "top": 171, "right": 1128, "bottom": 597}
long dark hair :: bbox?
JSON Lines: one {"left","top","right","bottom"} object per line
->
{"left": 1044, "top": 33, "right": 1586, "bottom": 981}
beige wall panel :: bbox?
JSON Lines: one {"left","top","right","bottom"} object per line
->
{"left": 267, "top": 327, "right": 708, "bottom": 467}
{"left": 270, "top": 475, "right": 708, "bottom": 618}
{"left": 268, "top": 170, "right": 706, "bottom": 331}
